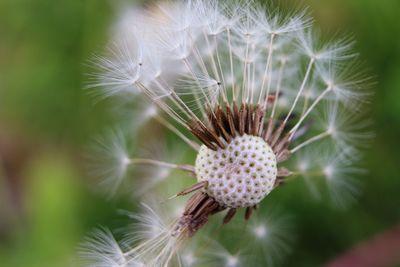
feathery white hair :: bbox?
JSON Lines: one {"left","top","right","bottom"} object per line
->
{"left": 84, "top": 0, "right": 372, "bottom": 265}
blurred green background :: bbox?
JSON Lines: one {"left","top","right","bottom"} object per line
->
{"left": 0, "top": 0, "right": 399, "bottom": 266}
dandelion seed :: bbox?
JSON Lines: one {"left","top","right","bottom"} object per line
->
{"left": 79, "top": 227, "right": 144, "bottom": 267}
{"left": 292, "top": 145, "right": 364, "bottom": 208}
{"left": 86, "top": 129, "right": 131, "bottom": 196}
{"left": 202, "top": 240, "right": 244, "bottom": 267}
{"left": 247, "top": 209, "right": 295, "bottom": 266}
{"left": 181, "top": 251, "right": 197, "bottom": 267}
{"left": 84, "top": 0, "right": 372, "bottom": 265}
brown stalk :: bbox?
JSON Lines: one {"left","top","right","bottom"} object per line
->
{"left": 223, "top": 208, "right": 237, "bottom": 224}
{"left": 177, "top": 181, "right": 208, "bottom": 197}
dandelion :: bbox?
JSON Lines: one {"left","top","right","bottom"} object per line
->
{"left": 83, "top": 0, "right": 371, "bottom": 266}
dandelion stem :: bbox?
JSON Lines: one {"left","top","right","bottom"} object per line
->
{"left": 203, "top": 32, "right": 222, "bottom": 89}
{"left": 182, "top": 58, "right": 217, "bottom": 120}
{"left": 130, "top": 158, "right": 177, "bottom": 168}
{"left": 270, "top": 60, "right": 286, "bottom": 119}
{"left": 227, "top": 28, "right": 236, "bottom": 101}
{"left": 137, "top": 83, "right": 187, "bottom": 128}
{"left": 241, "top": 35, "right": 250, "bottom": 102}
{"left": 284, "top": 58, "right": 315, "bottom": 124}
{"left": 289, "top": 86, "right": 332, "bottom": 137}
{"left": 153, "top": 79, "right": 193, "bottom": 120}
{"left": 154, "top": 115, "right": 200, "bottom": 151}
{"left": 202, "top": 31, "right": 228, "bottom": 104}
{"left": 291, "top": 170, "right": 325, "bottom": 177}
{"left": 129, "top": 158, "right": 194, "bottom": 173}
{"left": 187, "top": 33, "right": 212, "bottom": 119}
{"left": 290, "top": 131, "right": 330, "bottom": 153}
{"left": 214, "top": 34, "right": 228, "bottom": 101}
{"left": 259, "top": 34, "right": 275, "bottom": 107}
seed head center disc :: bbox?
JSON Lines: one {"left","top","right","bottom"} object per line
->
{"left": 195, "top": 134, "right": 277, "bottom": 208}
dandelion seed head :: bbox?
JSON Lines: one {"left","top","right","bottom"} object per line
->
{"left": 195, "top": 134, "right": 277, "bottom": 208}
{"left": 83, "top": 0, "right": 373, "bottom": 265}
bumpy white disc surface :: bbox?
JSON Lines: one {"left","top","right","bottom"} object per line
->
{"left": 195, "top": 134, "right": 277, "bottom": 208}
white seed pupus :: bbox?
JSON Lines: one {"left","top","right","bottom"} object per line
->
{"left": 195, "top": 134, "right": 277, "bottom": 208}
